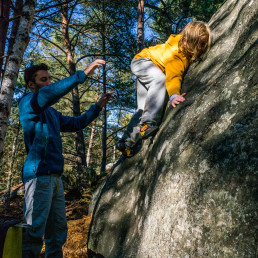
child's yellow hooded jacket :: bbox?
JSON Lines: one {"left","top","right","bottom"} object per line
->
{"left": 134, "top": 34, "right": 189, "bottom": 97}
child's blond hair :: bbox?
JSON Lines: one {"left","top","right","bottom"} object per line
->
{"left": 179, "top": 21, "right": 211, "bottom": 61}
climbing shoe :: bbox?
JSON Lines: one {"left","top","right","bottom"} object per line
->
{"left": 122, "top": 146, "right": 134, "bottom": 157}
{"left": 116, "top": 140, "right": 134, "bottom": 158}
{"left": 140, "top": 123, "right": 159, "bottom": 139}
{"left": 116, "top": 140, "right": 126, "bottom": 152}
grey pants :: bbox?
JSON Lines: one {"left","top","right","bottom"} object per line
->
{"left": 22, "top": 175, "right": 67, "bottom": 258}
{"left": 122, "top": 58, "right": 167, "bottom": 147}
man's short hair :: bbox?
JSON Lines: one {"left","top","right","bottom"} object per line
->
{"left": 24, "top": 63, "right": 49, "bottom": 85}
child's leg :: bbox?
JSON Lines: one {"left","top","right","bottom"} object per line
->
{"left": 121, "top": 78, "right": 147, "bottom": 147}
{"left": 119, "top": 58, "right": 166, "bottom": 150}
{"left": 131, "top": 58, "right": 166, "bottom": 125}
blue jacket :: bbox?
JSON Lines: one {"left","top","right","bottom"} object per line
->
{"left": 19, "top": 71, "right": 102, "bottom": 183}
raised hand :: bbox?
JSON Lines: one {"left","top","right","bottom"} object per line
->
{"left": 84, "top": 59, "right": 106, "bottom": 76}
{"left": 97, "top": 93, "right": 113, "bottom": 108}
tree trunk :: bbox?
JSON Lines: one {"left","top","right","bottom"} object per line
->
{"left": 4, "top": 0, "right": 23, "bottom": 78}
{"left": 137, "top": 0, "right": 144, "bottom": 53}
{"left": 4, "top": 121, "right": 20, "bottom": 211}
{"left": 0, "top": 0, "right": 11, "bottom": 79}
{"left": 100, "top": 0, "right": 107, "bottom": 174}
{"left": 0, "top": 0, "right": 37, "bottom": 162}
{"left": 60, "top": 1, "right": 86, "bottom": 185}
{"left": 135, "top": 0, "right": 144, "bottom": 107}
{"left": 113, "top": 144, "right": 116, "bottom": 162}
{"left": 100, "top": 64, "right": 107, "bottom": 174}
{"left": 87, "top": 76, "right": 100, "bottom": 167}
{"left": 113, "top": 107, "right": 122, "bottom": 162}
{"left": 86, "top": 121, "right": 96, "bottom": 167}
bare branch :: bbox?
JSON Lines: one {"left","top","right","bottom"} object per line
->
{"left": 35, "top": 0, "right": 75, "bottom": 13}
{"left": 31, "top": 32, "right": 66, "bottom": 54}
{"left": 49, "top": 53, "right": 70, "bottom": 74}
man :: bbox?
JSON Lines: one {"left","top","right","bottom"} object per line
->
{"left": 19, "top": 59, "right": 111, "bottom": 257}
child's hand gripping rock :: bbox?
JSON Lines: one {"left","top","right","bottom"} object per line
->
{"left": 171, "top": 93, "right": 186, "bottom": 108}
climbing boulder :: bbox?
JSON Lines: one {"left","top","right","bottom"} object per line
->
{"left": 88, "top": 0, "right": 258, "bottom": 257}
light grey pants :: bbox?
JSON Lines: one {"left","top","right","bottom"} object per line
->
{"left": 22, "top": 175, "right": 67, "bottom": 258}
{"left": 122, "top": 58, "right": 167, "bottom": 147}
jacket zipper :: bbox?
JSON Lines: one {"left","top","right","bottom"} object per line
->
{"left": 44, "top": 136, "right": 48, "bottom": 162}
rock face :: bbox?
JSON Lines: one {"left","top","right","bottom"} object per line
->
{"left": 87, "top": 0, "right": 258, "bottom": 257}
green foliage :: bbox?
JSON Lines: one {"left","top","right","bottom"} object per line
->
{"left": 145, "top": 0, "right": 226, "bottom": 40}
{"left": 1, "top": 105, "right": 25, "bottom": 190}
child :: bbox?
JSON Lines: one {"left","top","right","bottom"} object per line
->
{"left": 117, "top": 21, "right": 211, "bottom": 157}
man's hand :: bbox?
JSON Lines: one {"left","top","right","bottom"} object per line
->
{"left": 171, "top": 93, "right": 186, "bottom": 108}
{"left": 97, "top": 93, "right": 113, "bottom": 108}
{"left": 84, "top": 59, "right": 106, "bottom": 76}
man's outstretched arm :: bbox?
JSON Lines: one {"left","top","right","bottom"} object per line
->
{"left": 59, "top": 93, "right": 112, "bottom": 132}
{"left": 31, "top": 60, "right": 105, "bottom": 113}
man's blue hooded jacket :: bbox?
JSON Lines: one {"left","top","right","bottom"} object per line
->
{"left": 18, "top": 71, "right": 102, "bottom": 183}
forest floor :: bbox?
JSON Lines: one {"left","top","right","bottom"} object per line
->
{"left": 0, "top": 175, "right": 107, "bottom": 258}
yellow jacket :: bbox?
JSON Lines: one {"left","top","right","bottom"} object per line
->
{"left": 135, "top": 34, "right": 189, "bottom": 97}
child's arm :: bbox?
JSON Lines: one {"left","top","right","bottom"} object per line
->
{"left": 165, "top": 54, "right": 188, "bottom": 108}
